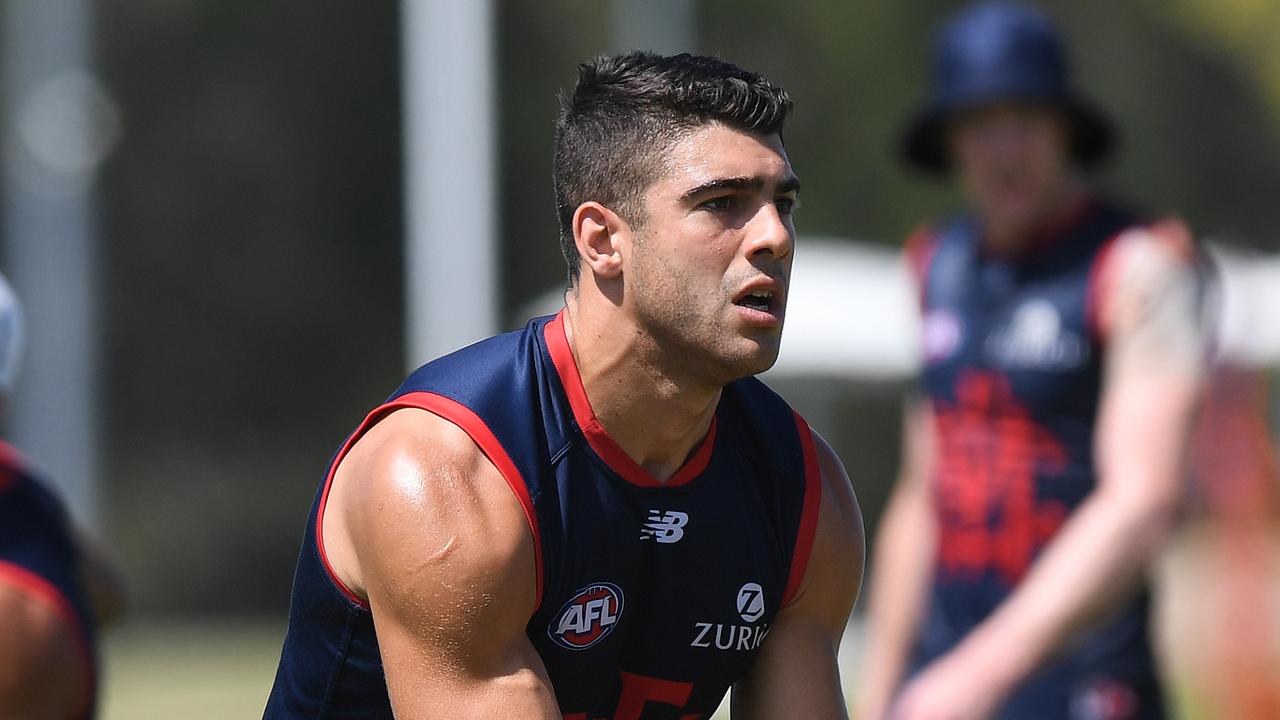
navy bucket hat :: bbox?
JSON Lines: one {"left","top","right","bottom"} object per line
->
{"left": 902, "top": 1, "right": 1115, "bottom": 173}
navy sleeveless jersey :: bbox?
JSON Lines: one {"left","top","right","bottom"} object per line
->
{"left": 909, "top": 200, "right": 1166, "bottom": 720}
{"left": 0, "top": 442, "right": 97, "bottom": 720}
{"left": 265, "top": 311, "right": 822, "bottom": 719}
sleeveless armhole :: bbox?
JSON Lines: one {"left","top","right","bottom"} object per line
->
{"left": 0, "top": 560, "right": 94, "bottom": 719}
{"left": 903, "top": 225, "right": 939, "bottom": 309}
{"left": 315, "top": 391, "right": 545, "bottom": 612}
{"left": 1086, "top": 217, "right": 1195, "bottom": 342}
{"left": 781, "top": 412, "right": 823, "bottom": 607}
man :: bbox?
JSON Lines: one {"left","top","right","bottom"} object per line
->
{"left": 265, "top": 52, "right": 864, "bottom": 719}
{"left": 0, "top": 273, "right": 124, "bottom": 719}
{"left": 857, "top": 4, "right": 1204, "bottom": 720}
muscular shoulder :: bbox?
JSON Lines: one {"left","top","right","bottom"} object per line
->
{"left": 1096, "top": 220, "right": 1199, "bottom": 333}
{"left": 0, "top": 580, "right": 84, "bottom": 719}
{"left": 1094, "top": 219, "right": 1205, "bottom": 377}
{"left": 328, "top": 407, "right": 538, "bottom": 622}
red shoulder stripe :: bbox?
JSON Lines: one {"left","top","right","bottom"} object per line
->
{"left": 782, "top": 413, "right": 823, "bottom": 607}
{"left": 1086, "top": 218, "right": 1196, "bottom": 341}
{"left": 903, "top": 225, "right": 940, "bottom": 309}
{"left": 1085, "top": 230, "right": 1125, "bottom": 341}
{"left": 315, "top": 392, "right": 544, "bottom": 611}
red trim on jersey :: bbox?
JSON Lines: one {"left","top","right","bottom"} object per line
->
{"left": 1085, "top": 230, "right": 1125, "bottom": 341}
{"left": 315, "top": 392, "right": 545, "bottom": 610}
{"left": 0, "top": 560, "right": 94, "bottom": 718}
{"left": 782, "top": 413, "right": 823, "bottom": 607}
{"left": 544, "top": 310, "right": 717, "bottom": 489}
{"left": 1086, "top": 218, "right": 1194, "bottom": 341}
{"left": 903, "top": 225, "right": 939, "bottom": 309}
{"left": 0, "top": 440, "right": 34, "bottom": 493}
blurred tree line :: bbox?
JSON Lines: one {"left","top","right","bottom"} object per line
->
{"left": 23, "top": 0, "right": 1277, "bottom": 615}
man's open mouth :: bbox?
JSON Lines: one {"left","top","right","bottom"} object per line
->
{"left": 733, "top": 289, "right": 774, "bottom": 312}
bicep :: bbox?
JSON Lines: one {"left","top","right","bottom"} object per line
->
{"left": 341, "top": 411, "right": 559, "bottom": 718}
{"left": 1095, "top": 232, "right": 1205, "bottom": 502}
{"left": 0, "top": 582, "right": 84, "bottom": 720}
{"left": 733, "top": 432, "right": 863, "bottom": 719}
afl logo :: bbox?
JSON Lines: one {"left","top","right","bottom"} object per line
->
{"left": 547, "top": 582, "right": 624, "bottom": 651}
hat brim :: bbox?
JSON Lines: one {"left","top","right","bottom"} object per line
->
{"left": 901, "top": 95, "right": 1116, "bottom": 174}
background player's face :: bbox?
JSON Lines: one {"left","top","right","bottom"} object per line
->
{"left": 626, "top": 124, "right": 798, "bottom": 383}
{"left": 948, "top": 103, "right": 1073, "bottom": 244}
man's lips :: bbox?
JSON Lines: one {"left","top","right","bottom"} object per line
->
{"left": 731, "top": 278, "right": 785, "bottom": 319}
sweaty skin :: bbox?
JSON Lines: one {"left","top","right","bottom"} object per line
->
{"left": 322, "top": 123, "right": 865, "bottom": 719}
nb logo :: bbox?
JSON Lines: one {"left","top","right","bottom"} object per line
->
{"left": 640, "top": 510, "right": 689, "bottom": 544}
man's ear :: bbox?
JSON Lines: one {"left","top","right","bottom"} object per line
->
{"left": 572, "top": 202, "right": 628, "bottom": 281}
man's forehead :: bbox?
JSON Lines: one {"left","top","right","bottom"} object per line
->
{"left": 660, "top": 124, "right": 794, "bottom": 188}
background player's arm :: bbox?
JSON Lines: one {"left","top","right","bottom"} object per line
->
{"left": 855, "top": 398, "right": 936, "bottom": 720}
{"left": 329, "top": 408, "right": 560, "bottom": 719}
{"left": 731, "top": 432, "right": 864, "bottom": 720}
{"left": 0, "top": 581, "right": 84, "bottom": 720}
{"left": 894, "top": 228, "right": 1205, "bottom": 720}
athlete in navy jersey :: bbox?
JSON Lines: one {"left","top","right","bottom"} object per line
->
{"left": 266, "top": 52, "right": 864, "bottom": 719}
{"left": 0, "top": 444, "right": 99, "bottom": 720}
{"left": 858, "top": 5, "right": 1205, "bottom": 720}
{"left": 0, "top": 274, "right": 121, "bottom": 720}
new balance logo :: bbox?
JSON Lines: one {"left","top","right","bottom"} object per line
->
{"left": 639, "top": 510, "right": 689, "bottom": 544}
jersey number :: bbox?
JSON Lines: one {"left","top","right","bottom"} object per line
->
{"left": 564, "top": 670, "right": 701, "bottom": 720}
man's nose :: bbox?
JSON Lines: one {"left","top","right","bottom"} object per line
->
{"left": 744, "top": 203, "right": 793, "bottom": 261}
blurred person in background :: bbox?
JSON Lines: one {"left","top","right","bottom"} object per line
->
{"left": 0, "top": 274, "right": 125, "bottom": 719}
{"left": 857, "top": 3, "right": 1205, "bottom": 720}
{"left": 265, "top": 52, "right": 863, "bottom": 720}
{"left": 1181, "top": 365, "right": 1280, "bottom": 718}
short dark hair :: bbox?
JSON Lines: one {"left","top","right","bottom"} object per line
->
{"left": 553, "top": 52, "right": 793, "bottom": 284}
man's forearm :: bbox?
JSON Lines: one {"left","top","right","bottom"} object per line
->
{"left": 947, "top": 489, "right": 1174, "bottom": 696}
{"left": 858, "top": 485, "right": 935, "bottom": 714}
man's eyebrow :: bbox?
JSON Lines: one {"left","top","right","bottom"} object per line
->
{"left": 679, "top": 175, "right": 801, "bottom": 202}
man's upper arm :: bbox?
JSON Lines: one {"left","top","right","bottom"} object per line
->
{"left": 330, "top": 408, "right": 559, "bottom": 718}
{"left": 0, "top": 578, "right": 84, "bottom": 720}
{"left": 1094, "top": 224, "right": 1205, "bottom": 505}
{"left": 732, "top": 430, "right": 865, "bottom": 719}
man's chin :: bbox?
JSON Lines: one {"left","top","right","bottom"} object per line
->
{"left": 722, "top": 342, "right": 781, "bottom": 380}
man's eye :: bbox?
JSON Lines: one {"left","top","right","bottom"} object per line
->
{"left": 776, "top": 198, "right": 798, "bottom": 215}
{"left": 701, "top": 196, "right": 738, "bottom": 211}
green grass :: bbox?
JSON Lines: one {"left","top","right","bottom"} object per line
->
{"left": 99, "top": 620, "right": 284, "bottom": 720}
{"left": 98, "top": 620, "right": 1204, "bottom": 719}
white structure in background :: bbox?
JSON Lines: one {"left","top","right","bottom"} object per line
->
{"left": 1207, "top": 244, "right": 1280, "bottom": 368}
{"left": 401, "top": 0, "right": 498, "bottom": 367}
{"left": 2, "top": 0, "right": 119, "bottom": 530}
{"left": 765, "top": 239, "right": 920, "bottom": 380}
{"left": 526, "top": 238, "right": 1280, "bottom": 381}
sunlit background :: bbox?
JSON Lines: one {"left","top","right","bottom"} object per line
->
{"left": 1, "top": 0, "right": 1278, "bottom": 717}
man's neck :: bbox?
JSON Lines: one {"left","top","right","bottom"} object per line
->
{"left": 983, "top": 180, "right": 1090, "bottom": 254}
{"left": 562, "top": 293, "right": 721, "bottom": 484}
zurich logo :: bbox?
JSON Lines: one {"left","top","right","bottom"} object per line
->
{"left": 547, "top": 582, "right": 624, "bottom": 650}
{"left": 737, "top": 582, "right": 765, "bottom": 622}
{"left": 640, "top": 509, "right": 689, "bottom": 544}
